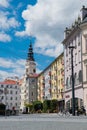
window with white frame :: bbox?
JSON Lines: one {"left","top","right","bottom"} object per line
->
{"left": 86, "top": 65, "right": 87, "bottom": 81}
{"left": 85, "top": 39, "right": 87, "bottom": 52}
{"left": 78, "top": 33, "right": 80, "bottom": 46}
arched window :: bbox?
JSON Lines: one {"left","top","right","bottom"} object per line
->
{"left": 78, "top": 70, "right": 82, "bottom": 83}
{"left": 74, "top": 73, "right": 77, "bottom": 85}
{"left": 70, "top": 75, "right": 72, "bottom": 86}
{"left": 66, "top": 77, "right": 69, "bottom": 88}
{"left": 66, "top": 77, "right": 68, "bottom": 88}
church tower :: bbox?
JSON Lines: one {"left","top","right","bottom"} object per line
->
{"left": 25, "top": 41, "right": 36, "bottom": 76}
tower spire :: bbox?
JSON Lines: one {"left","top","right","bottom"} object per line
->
{"left": 27, "top": 39, "right": 35, "bottom": 61}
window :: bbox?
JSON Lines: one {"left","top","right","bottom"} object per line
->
{"left": 26, "top": 68, "right": 28, "bottom": 72}
{"left": 10, "top": 90, "right": 13, "bottom": 94}
{"left": 75, "top": 53, "right": 76, "bottom": 64}
{"left": 15, "top": 103, "right": 17, "bottom": 106}
{"left": 66, "top": 45, "right": 68, "bottom": 56}
{"left": 15, "top": 86, "right": 17, "bottom": 89}
{"left": 78, "top": 33, "right": 80, "bottom": 46}
{"left": 10, "top": 97, "right": 13, "bottom": 100}
{"left": 86, "top": 65, "right": 87, "bottom": 81}
{"left": 1, "top": 85, "right": 3, "bottom": 88}
{"left": 74, "top": 73, "right": 77, "bottom": 85}
{"left": 78, "top": 50, "right": 81, "bottom": 62}
{"left": 6, "top": 85, "right": 9, "bottom": 88}
{"left": 85, "top": 39, "right": 87, "bottom": 52}
{"left": 1, "top": 96, "right": 4, "bottom": 100}
{"left": 15, "top": 91, "right": 17, "bottom": 94}
{"left": 70, "top": 76, "right": 72, "bottom": 86}
{"left": 10, "top": 85, "right": 12, "bottom": 88}
{"left": 31, "top": 92, "right": 33, "bottom": 96}
{"left": 78, "top": 70, "right": 82, "bottom": 83}
{"left": 33, "top": 69, "right": 36, "bottom": 73}
{"left": 75, "top": 36, "right": 77, "bottom": 48}
{"left": 10, "top": 103, "right": 12, "bottom": 106}
{"left": 66, "top": 77, "right": 69, "bottom": 88}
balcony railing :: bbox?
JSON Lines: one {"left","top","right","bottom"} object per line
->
{"left": 49, "top": 71, "right": 51, "bottom": 76}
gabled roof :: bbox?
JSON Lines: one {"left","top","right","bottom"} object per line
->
{"left": 0, "top": 79, "right": 17, "bottom": 85}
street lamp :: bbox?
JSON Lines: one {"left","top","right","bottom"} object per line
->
{"left": 69, "top": 46, "right": 75, "bottom": 116}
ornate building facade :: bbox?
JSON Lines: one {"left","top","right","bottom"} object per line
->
{"left": 62, "top": 6, "right": 87, "bottom": 112}
{"left": 20, "top": 42, "right": 38, "bottom": 112}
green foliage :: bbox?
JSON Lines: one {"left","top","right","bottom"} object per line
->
{"left": 24, "top": 100, "right": 58, "bottom": 113}
{"left": 33, "top": 101, "right": 43, "bottom": 112}
{"left": 43, "top": 100, "right": 51, "bottom": 113}
{"left": 25, "top": 103, "right": 33, "bottom": 108}
{"left": 51, "top": 99, "right": 58, "bottom": 112}
{"left": 43, "top": 99, "right": 58, "bottom": 113}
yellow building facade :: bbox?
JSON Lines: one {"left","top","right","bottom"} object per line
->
{"left": 51, "top": 53, "right": 64, "bottom": 100}
{"left": 37, "top": 53, "right": 64, "bottom": 111}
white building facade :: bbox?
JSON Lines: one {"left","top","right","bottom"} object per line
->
{"left": 80, "top": 6, "right": 87, "bottom": 112}
{"left": 20, "top": 42, "right": 38, "bottom": 112}
{"left": 62, "top": 6, "right": 87, "bottom": 112}
{"left": 0, "top": 79, "right": 20, "bottom": 111}
{"left": 62, "top": 11, "right": 83, "bottom": 110}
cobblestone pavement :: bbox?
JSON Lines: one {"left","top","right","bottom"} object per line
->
{"left": 0, "top": 114, "right": 87, "bottom": 130}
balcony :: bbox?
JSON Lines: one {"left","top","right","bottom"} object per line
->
{"left": 42, "top": 84, "right": 45, "bottom": 89}
{"left": 54, "top": 66, "right": 57, "bottom": 71}
{"left": 54, "top": 76, "right": 57, "bottom": 80}
{"left": 42, "top": 76, "right": 45, "bottom": 80}
{"left": 48, "top": 88, "right": 51, "bottom": 93}
{"left": 61, "top": 71, "right": 64, "bottom": 76}
{"left": 49, "top": 80, "right": 51, "bottom": 84}
{"left": 61, "top": 60, "right": 64, "bottom": 65}
{"left": 43, "top": 92, "right": 45, "bottom": 96}
{"left": 49, "top": 71, "right": 51, "bottom": 76}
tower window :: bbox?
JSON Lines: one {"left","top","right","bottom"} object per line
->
{"left": 31, "top": 92, "right": 33, "bottom": 96}
{"left": 33, "top": 69, "right": 36, "bottom": 73}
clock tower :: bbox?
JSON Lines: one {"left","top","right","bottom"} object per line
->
{"left": 25, "top": 41, "right": 36, "bottom": 76}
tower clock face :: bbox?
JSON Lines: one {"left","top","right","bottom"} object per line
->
{"left": 30, "top": 78, "right": 35, "bottom": 84}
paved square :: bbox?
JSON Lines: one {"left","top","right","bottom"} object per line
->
{"left": 0, "top": 114, "right": 87, "bottom": 130}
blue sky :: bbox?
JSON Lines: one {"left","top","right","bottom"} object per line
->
{"left": 0, "top": 0, "right": 87, "bottom": 81}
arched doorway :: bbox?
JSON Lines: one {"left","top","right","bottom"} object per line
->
{"left": 66, "top": 98, "right": 83, "bottom": 111}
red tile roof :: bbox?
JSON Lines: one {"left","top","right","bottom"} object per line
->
{"left": 0, "top": 79, "right": 17, "bottom": 85}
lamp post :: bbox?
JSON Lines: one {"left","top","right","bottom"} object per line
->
{"left": 69, "top": 46, "right": 75, "bottom": 116}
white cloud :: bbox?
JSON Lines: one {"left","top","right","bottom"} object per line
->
{"left": 0, "top": 32, "right": 11, "bottom": 42}
{"left": 0, "top": 0, "right": 9, "bottom": 8}
{"left": 0, "top": 70, "right": 13, "bottom": 81}
{"left": 0, "top": 58, "right": 26, "bottom": 81}
{"left": 0, "top": 11, "right": 20, "bottom": 30}
{"left": 0, "top": 57, "right": 41, "bottom": 81}
{"left": 15, "top": 0, "right": 87, "bottom": 57}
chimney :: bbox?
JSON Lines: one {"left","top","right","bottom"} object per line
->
{"left": 81, "top": 5, "right": 87, "bottom": 21}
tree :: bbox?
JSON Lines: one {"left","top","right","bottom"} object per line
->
{"left": 33, "top": 101, "right": 43, "bottom": 112}
{"left": 43, "top": 100, "right": 51, "bottom": 113}
{"left": 51, "top": 99, "right": 58, "bottom": 112}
